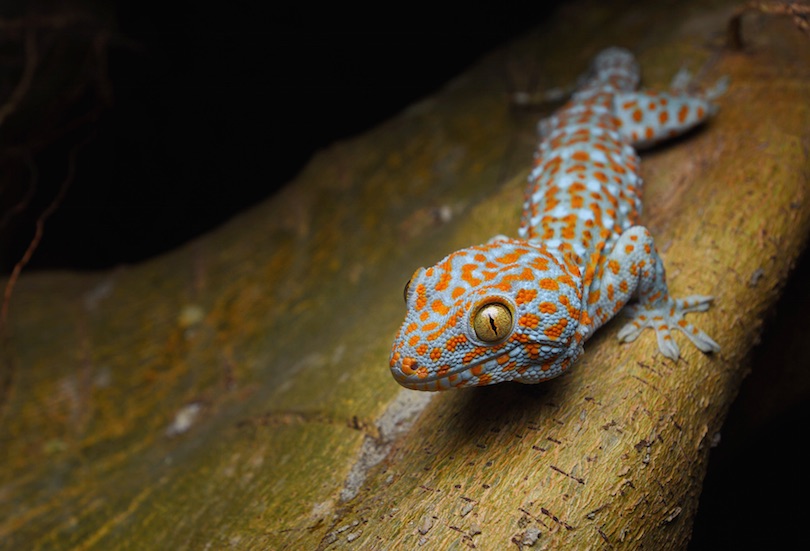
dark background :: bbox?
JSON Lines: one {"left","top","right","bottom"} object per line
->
{"left": 0, "top": 2, "right": 561, "bottom": 272}
{"left": 0, "top": 2, "right": 806, "bottom": 549}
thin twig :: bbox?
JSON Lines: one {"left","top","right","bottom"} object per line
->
{"left": 0, "top": 133, "right": 94, "bottom": 329}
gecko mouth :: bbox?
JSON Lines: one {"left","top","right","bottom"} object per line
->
{"left": 393, "top": 342, "right": 564, "bottom": 391}
{"left": 393, "top": 355, "right": 491, "bottom": 385}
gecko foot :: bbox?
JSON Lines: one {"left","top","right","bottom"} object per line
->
{"left": 616, "top": 295, "right": 720, "bottom": 360}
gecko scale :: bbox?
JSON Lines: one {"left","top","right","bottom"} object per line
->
{"left": 390, "top": 48, "right": 723, "bottom": 391}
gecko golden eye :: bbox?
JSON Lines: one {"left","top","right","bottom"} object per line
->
{"left": 473, "top": 302, "right": 513, "bottom": 343}
{"left": 403, "top": 279, "right": 412, "bottom": 303}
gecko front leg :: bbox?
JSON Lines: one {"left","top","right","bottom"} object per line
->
{"left": 585, "top": 226, "right": 720, "bottom": 360}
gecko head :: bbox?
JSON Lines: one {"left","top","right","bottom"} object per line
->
{"left": 389, "top": 238, "right": 586, "bottom": 391}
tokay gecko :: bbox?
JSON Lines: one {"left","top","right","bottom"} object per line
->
{"left": 390, "top": 48, "right": 724, "bottom": 391}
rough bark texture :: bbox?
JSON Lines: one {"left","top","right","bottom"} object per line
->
{"left": 1, "top": 1, "right": 809, "bottom": 550}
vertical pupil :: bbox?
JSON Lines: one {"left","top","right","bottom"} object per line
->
{"left": 473, "top": 302, "right": 512, "bottom": 342}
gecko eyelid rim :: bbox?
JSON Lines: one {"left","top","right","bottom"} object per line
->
{"left": 471, "top": 301, "right": 514, "bottom": 344}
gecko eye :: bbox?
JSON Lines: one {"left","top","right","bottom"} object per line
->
{"left": 403, "top": 279, "right": 412, "bottom": 303}
{"left": 472, "top": 302, "right": 514, "bottom": 343}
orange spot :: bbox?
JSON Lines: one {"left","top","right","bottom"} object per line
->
{"left": 432, "top": 300, "right": 450, "bottom": 316}
{"left": 538, "top": 302, "right": 557, "bottom": 314}
{"left": 632, "top": 109, "right": 643, "bottom": 123}
{"left": 593, "top": 171, "right": 608, "bottom": 183}
{"left": 416, "top": 344, "right": 428, "bottom": 355}
{"left": 625, "top": 244, "right": 635, "bottom": 254}
{"left": 539, "top": 278, "right": 559, "bottom": 291}
{"left": 659, "top": 110, "right": 669, "bottom": 125}
{"left": 510, "top": 333, "right": 529, "bottom": 344}
{"left": 435, "top": 271, "right": 451, "bottom": 291}
{"left": 452, "top": 286, "right": 465, "bottom": 300}
{"left": 497, "top": 252, "right": 523, "bottom": 264}
{"left": 544, "top": 318, "right": 568, "bottom": 339}
{"left": 463, "top": 346, "right": 488, "bottom": 364}
{"left": 519, "top": 313, "right": 540, "bottom": 329}
{"left": 588, "top": 289, "right": 601, "bottom": 304}
{"left": 580, "top": 310, "right": 592, "bottom": 327}
{"left": 572, "top": 151, "right": 590, "bottom": 162}
{"left": 619, "top": 280, "right": 629, "bottom": 293}
{"left": 430, "top": 347, "right": 443, "bottom": 360}
{"left": 611, "top": 162, "right": 627, "bottom": 174}
{"left": 461, "top": 264, "right": 482, "bottom": 287}
{"left": 416, "top": 366, "right": 429, "bottom": 379}
{"left": 608, "top": 260, "right": 620, "bottom": 275}
{"left": 415, "top": 284, "right": 427, "bottom": 310}
{"left": 516, "top": 288, "right": 538, "bottom": 305}
{"left": 558, "top": 274, "right": 577, "bottom": 289}
{"left": 678, "top": 104, "right": 689, "bottom": 124}
{"left": 445, "top": 334, "right": 467, "bottom": 352}
{"left": 408, "top": 335, "right": 420, "bottom": 347}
